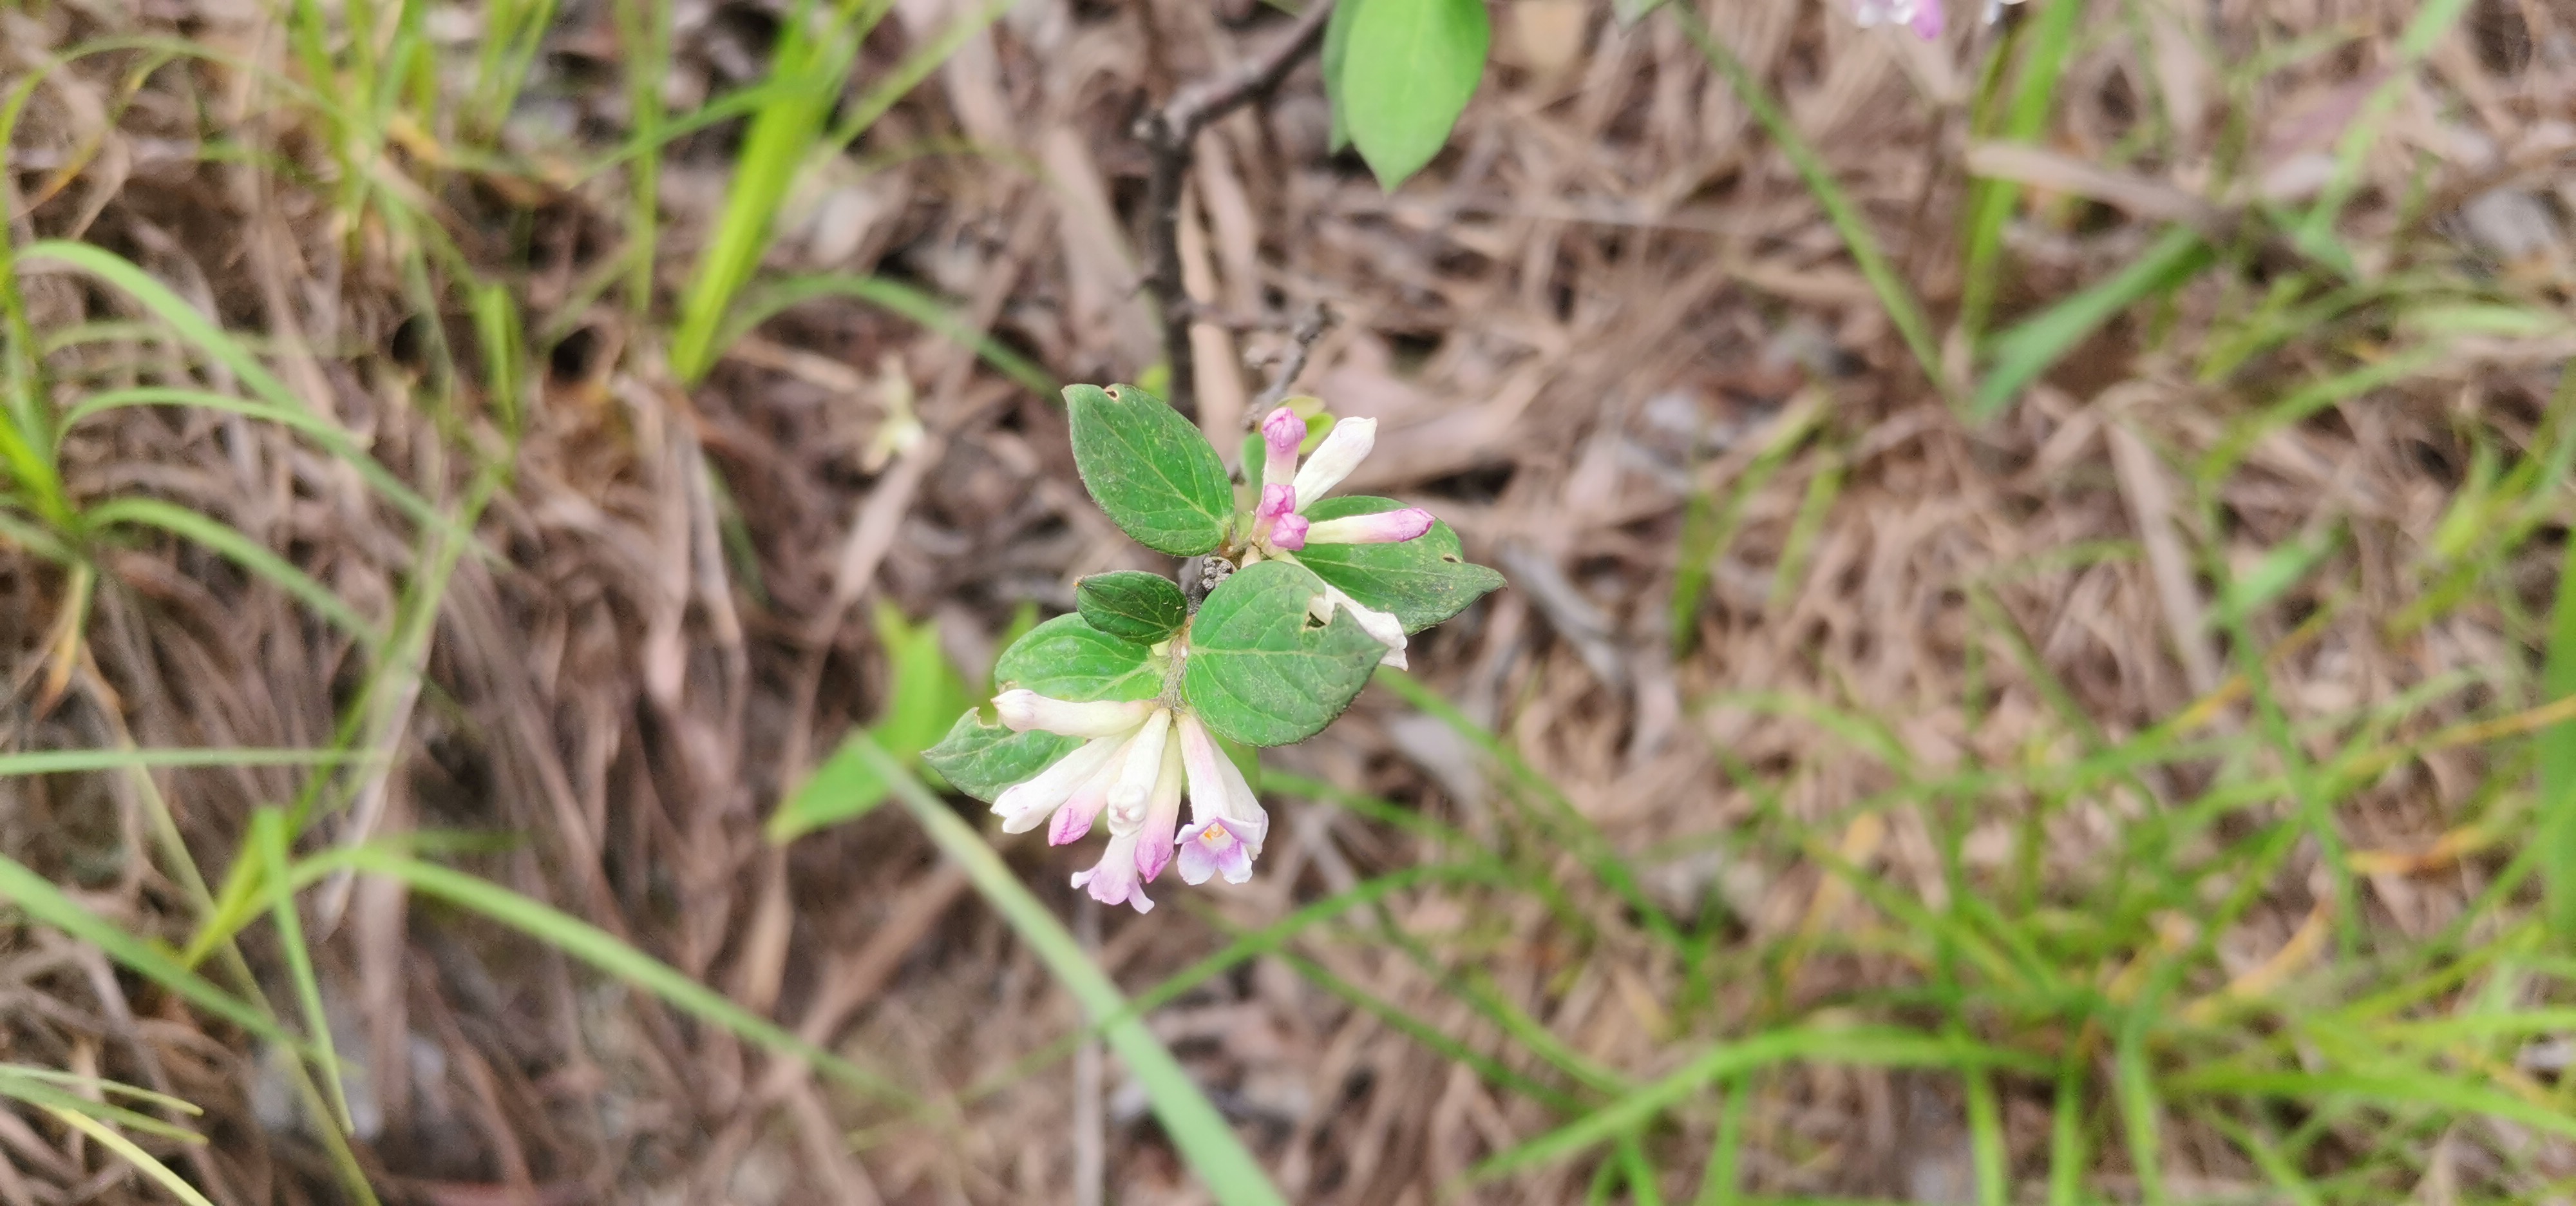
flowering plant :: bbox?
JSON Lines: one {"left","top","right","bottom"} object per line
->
{"left": 923, "top": 385, "right": 1503, "bottom": 913}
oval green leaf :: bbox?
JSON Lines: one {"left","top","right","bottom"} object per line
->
{"left": 920, "top": 709, "right": 1083, "bottom": 803}
{"left": 1341, "top": 0, "right": 1490, "bottom": 191}
{"left": 1065, "top": 383, "right": 1234, "bottom": 556}
{"left": 1182, "top": 560, "right": 1387, "bottom": 747}
{"left": 1077, "top": 571, "right": 1189, "bottom": 643}
{"left": 994, "top": 614, "right": 1165, "bottom": 702}
{"left": 1292, "top": 495, "right": 1505, "bottom": 632}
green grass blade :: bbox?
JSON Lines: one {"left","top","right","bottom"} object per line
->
{"left": 65, "top": 386, "right": 446, "bottom": 531}
{"left": 669, "top": 0, "right": 896, "bottom": 382}
{"left": 313, "top": 844, "right": 914, "bottom": 1108}
{"left": 1666, "top": 7, "right": 1944, "bottom": 402}
{"left": 1689, "top": 1073, "right": 1752, "bottom": 1206}
{"left": 0, "top": 1074, "right": 206, "bottom": 1144}
{"left": 0, "top": 852, "right": 305, "bottom": 1053}
{"left": 722, "top": 274, "right": 1057, "bottom": 396}
{"left": 1971, "top": 227, "right": 2212, "bottom": 421}
{"left": 44, "top": 1106, "right": 218, "bottom": 1206}
{"left": 1957, "top": 0, "right": 2083, "bottom": 343}
{"left": 252, "top": 809, "right": 355, "bottom": 1133}
{"left": 2537, "top": 526, "right": 2576, "bottom": 942}
{"left": 0, "top": 747, "right": 359, "bottom": 776}
{"left": 2112, "top": 1010, "right": 2168, "bottom": 1206}
{"left": 1473, "top": 1027, "right": 2043, "bottom": 1182}
{"left": 84, "top": 496, "right": 382, "bottom": 646}
{"left": 855, "top": 734, "right": 1289, "bottom": 1205}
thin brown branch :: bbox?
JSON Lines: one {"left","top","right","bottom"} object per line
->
{"left": 1135, "top": 0, "right": 1336, "bottom": 417}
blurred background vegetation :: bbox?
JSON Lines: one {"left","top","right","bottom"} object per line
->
{"left": 3, "top": 0, "right": 2575, "bottom": 1201}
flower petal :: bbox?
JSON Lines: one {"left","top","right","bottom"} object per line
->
{"left": 994, "top": 690, "right": 1154, "bottom": 737}
{"left": 1260, "top": 407, "right": 1307, "bottom": 492}
{"left": 992, "top": 732, "right": 1128, "bottom": 833}
{"left": 1048, "top": 755, "right": 1120, "bottom": 845}
{"left": 1175, "top": 816, "right": 1253, "bottom": 886}
{"left": 1269, "top": 512, "right": 1309, "bottom": 551}
{"left": 1071, "top": 831, "right": 1153, "bottom": 914}
{"left": 1104, "top": 707, "right": 1172, "bottom": 834}
{"left": 1134, "top": 731, "right": 1187, "bottom": 883}
{"left": 1290, "top": 417, "right": 1375, "bottom": 505}
{"left": 1909, "top": 0, "right": 1944, "bottom": 38}
{"left": 1301, "top": 507, "right": 1434, "bottom": 546}
{"left": 1251, "top": 482, "right": 1296, "bottom": 544}
{"left": 1316, "top": 584, "right": 1409, "bottom": 669}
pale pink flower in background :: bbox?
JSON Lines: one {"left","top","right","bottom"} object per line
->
{"left": 1855, "top": 0, "right": 1944, "bottom": 39}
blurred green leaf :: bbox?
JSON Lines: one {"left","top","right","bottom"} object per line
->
{"left": 1341, "top": 0, "right": 1488, "bottom": 190}
{"left": 768, "top": 607, "right": 972, "bottom": 839}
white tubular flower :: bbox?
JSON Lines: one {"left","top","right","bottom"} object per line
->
{"left": 1104, "top": 707, "right": 1173, "bottom": 823}
{"left": 995, "top": 690, "right": 1155, "bottom": 737}
{"left": 1132, "top": 732, "right": 1187, "bottom": 884}
{"left": 1309, "top": 584, "right": 1409, "bottom": 669}
{"left": 1175, "top": 713, "right": 1269, "bottom": 885}
{"left": 1290, "top": 416, "right": 1375, "bottom": 504}
{"left": 992, "top": 732, "right": 1130, "bottom": 834}
{"left": 1046, "top": 755, "right": 1121, "bottom": 847}
{"left": 1260, "top": 406, "right": 1305, "bottom": 494}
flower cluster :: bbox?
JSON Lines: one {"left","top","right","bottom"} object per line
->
{"left": 992, "top": 691, "right": 1266, "bottom": 913}
{"left": 1244, "top": 409, "right": 1433, "bottom": 668}
{"left": 924, "top": 384, "right": 1502, "bottom": 916}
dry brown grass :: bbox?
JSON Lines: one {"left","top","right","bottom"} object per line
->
{"left": 4, "top": 0, "right": 2575, "bottom": 1202}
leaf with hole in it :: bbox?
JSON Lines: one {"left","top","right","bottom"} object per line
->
{"left": 919, "top": 709, "right": 1083, "bottom": 803}
{"left": 1183, "top": 560, "right": 1387, "bottom": 747}
{"left": 1078, "top": 571, "right": 1189, "bottom": 644}
{"left": 1341, "top": 0, "right": 1488, "bottom": 191}
{"left": 1065, "top": 383, "right": 1234, "bottom": 556}
{"left": 994, "top": 614, "right": 1166, "bottom": 702}
{"left": 1292, "top": 496, "right": 1503, "bottom": 632}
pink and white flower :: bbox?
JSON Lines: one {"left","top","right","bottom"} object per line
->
{"left": 1174, "top": 713, "right": 1269, "bottom": 885}
{"left": 1243, "top": 407, "right": 1439, "bottom": 668}
{"left": 1854, "top": 0, "right": 1943, "bottom": 39}
{"left": 994, "top": 690, "right": 1274, "bottom": 910}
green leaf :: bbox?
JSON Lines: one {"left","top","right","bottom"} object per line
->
{"left": 1292, "top": 495, "right": 1504, "bottom": 632}
{"left": 767, "top": 607, "right": 971, "bottom": 839}
{"left": 1321, "top": 0, "right": 1363, "bottom": 153}
{"left": 1077, "top": 571, "right": 1189, "bottom": 643}
{"left": 1064, "top": 383, "right": 1233, "bottom": 556}
{"left": 1183, "top": 560, "right": 1387, "bottom": 747}
{"left": 2543, "top": 530, "right": 2576, "bottom": 943}
{"left": 1341, "top": 0, "right": 1488, "bottom": 190}
{"left": 872, "top": 604, "right": 973, "bottom": 768}
{"left": 919, "top": 709, "right": 1083, "bottom": 803}
{"left": 994, "top": 614, "right": 1166, "bottom": 702}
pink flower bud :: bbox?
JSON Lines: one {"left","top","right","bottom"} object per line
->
{"left": 1299, "top": 507, "right": 1434, "bottom": 546}
{"left": 1260, "top": 407, "right": 1306, "bottom": 490}
{"left": 1269, "top": 512, "right": 1309, "bottom": 551}
{"left": 1250, "top": 482, "right": 1296, "bottom": 544}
